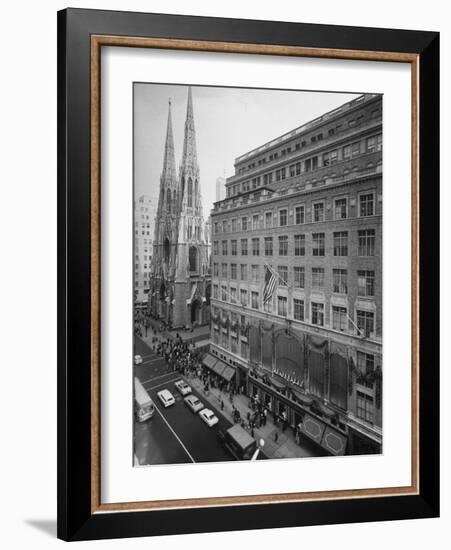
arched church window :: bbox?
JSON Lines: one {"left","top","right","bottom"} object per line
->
{"left": 164, "top": 238, "right": 170, "bottom": 262}
{"left": 173, "top": 189, "right": 177, "bottom": 210}
{"left": 188, "top": 178, "right": 193, "bottom": 207}
{"left": 167, "top": 190, "right": 171, "bottom": 213}
{"left": 189, "top": 245, "right": 198, "bottom": 272}
{"left": 194, "top": 179, "right": 198, "bottom": 201}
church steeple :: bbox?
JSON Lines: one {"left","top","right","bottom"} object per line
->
{"left": 161, "top": 98, "right": 177, "bottom": 183}
{"left": 181, "top": 86, "right": 198, "bottom": 171}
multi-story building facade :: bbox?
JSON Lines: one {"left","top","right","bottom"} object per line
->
{"left": 134, "top": 195, "right": 157, "bottom": 303}
{"left": 208, "top": 93, "right": 382, "bottom": 455}
{"left": 149, "top": 88, "right": 211, "bottom": 328}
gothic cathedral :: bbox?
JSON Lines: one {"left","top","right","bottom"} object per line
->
{"left": 149, "top": 87, "right": 211, "bottom": 328}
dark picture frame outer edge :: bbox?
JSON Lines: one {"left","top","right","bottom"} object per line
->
{"left": 57, "top": 7, "right": 439, "bottom": 542}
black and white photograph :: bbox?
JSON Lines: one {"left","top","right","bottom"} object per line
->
{"left": 133, "top": 83, "right": 383, "bottom": 466}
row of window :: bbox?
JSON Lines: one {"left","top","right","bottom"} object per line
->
{"left": 212, "top": 292, "right": 375, "bottom": 336}
{"left": 213, "top": 267, "right": 375, "bottom": 296}
{"left": 229, "top": 133, "right": 382, "bottom": 196}
{"left": 213, "top": 228, "right": 376, "bottom": 259}
{"left": 214, "top": 192, "right": 376, "bottom": 235}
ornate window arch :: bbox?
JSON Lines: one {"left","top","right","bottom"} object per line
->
{"left": 188, "top": 178, "right": 193, "bottom": 207}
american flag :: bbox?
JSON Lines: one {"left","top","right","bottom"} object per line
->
{"left": 263, "top": 264, "right": 277, "bottom": 304}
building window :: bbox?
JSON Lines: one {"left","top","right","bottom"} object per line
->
{"left": 264, "top": 237, "right": 273, "bottom": 256}
{"left": 276, "top": 295, "right": 288, "bottom": 316}
{"left": 252, "top": 214, "right": 259, "bottom": 230}
{"left": 357, "top": 310, "right": 375, "bottom": 337}
{"left": 251, "top": 265, "right": 259, "bottom": 282}
{"left": 252, "top": 237, "right": 260, "bottom": 256}
{"left": 333, "top": 268, "right": 348, "bottom": 294}
{"left": 358, "top": 229, "right": 376, "bottom": 256}
{"left": 333, "top": 231, "right": 348, "bottom": 256}
{"left": 359, "top": 192, "right": 375, "bottom": 217}
{"left": 240, "top": 264, "right": 247, "bottom": 280}
{"left": 277, "top": 266, "right": 288, "bottom": 286}
{"left": 222, "top": 240, "right": 228, "bottom": 255}
{"left": 213, "top": 263, "right": 219, "bottom": 277}
{"left": 213, "top": 241, "right": 219, "bottom": 255}
{"left": 356, "top": 391, "right": 374, "bottom": 423}
{"left": 311, "top": 302, "right": 324, "bottom": 326}
{"left": 221, "top": 286, "right": 228, "bottom": 301}
{"left": 213, "top": 285, "right": 219, "bottom": 299}
{"left": 241, "top": 217, "right": 248, "bottom": 231}
{"left": 332, "top": 306, "right": 347, "bottom": 331}
{"left": 358, "top": 270, "right": 375, "bottom": 297}
{"left": 221, "top": 263, "right": 228, "bottom": 278}
{"left": 278, "top": 235, "right": 288, "bottom": 256}
{"left": 312, "top": 232, "right": 325, "bottom": 256}
{"left": 334, "top": 197, "right": 348, "bottom": 219}
{"left": 241, "top": 238, "right": 248, "bottom": 256}
{"left": 213, "top": 222, "right": 218, "bottom": 234}
{"left": 265, "top": 211, "right": 273, "bottom": 228}
{"left": 293, "top": 266, "right": 305, "bottom": 288}
{"left": 323, "top": 149, "right": 338, "bottom": 166}
{"left": 222, "top": 220, "right": 228, "bottom": 233}
{"left": 230, "top": 287, "right": 237, "bottom": 304}
{"left": 230, "top": 264, "right": 237, "bottom": 280}
{"left": 343, "top": 141, "right": 360, "bottom": 159}
{"left": 312, "top": 267, "right": 325, "bottom": 289}
{"left": 367, "top": 134, "right": 382, "bottom": 152}
{"left": 294, "top": 234, "right": 305, "bottom": 256}
{"left": 279, "top": 209, "right": 288, "bottom": 226}
{"left": 263, "top": 297, "right": 273, "bottom": 313}
{"left": 357, "top": 351, "right": 375, "bottom": 386}
{"left": 295, "top": 205, "right": 305, "bottom": 224}
{"left": 293, "top": 298, "right": 304, "bottom": 321}
{"left": 313, "top": 201, "right": 325, "bottom": 222}
{"left": 240, "top": 289, "right": 248, "bottom": 306}
{"left": 251, "top": 291, "right": 259, "bottom": 309}
{"left": 231, "top": 219, "right": 237, "bottom": 232}
{"left": 229, "top": 239, "right": 237, "bottom": 256}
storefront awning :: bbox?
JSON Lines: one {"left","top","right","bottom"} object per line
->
{"left": 320, "top": 426, "right": 347, "bottom": 456}
{"left": 221, "top": 365, "right": 236, "bottom": 382}
{"left": 298, "top": 414, "right": 347, "bottom": 455}
{"left": 292, "top": 389, "right": 313, "bottom": 407}
{"left": 269, "top": 376, "right": 286, "bottom": 391}
{"left": 298, "top": 413, "right": 326, "bottom": 444}
{"left": 202, "top": 354, "right": 217, "bottom": 369}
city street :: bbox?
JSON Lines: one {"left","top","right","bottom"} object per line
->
{"left": 134, "top": 337, "right": 236, "bottom": 465}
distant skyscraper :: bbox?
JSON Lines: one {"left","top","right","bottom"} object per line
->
{"left": 216, "top": 176, "right": 226, "bottom": 202}
{"left": 134, "top": 195, "right": 156, "bottom": 302}
{"left": 150, "top": 87, "right": 211, "bottom": 327}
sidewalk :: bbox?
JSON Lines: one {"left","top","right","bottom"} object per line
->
{"left": 188, "top": 376, "right": 317, "bottom": 460}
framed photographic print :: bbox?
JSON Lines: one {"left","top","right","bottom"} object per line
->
{"left": 57, "top": 8, "right": 440, "bottom": 541}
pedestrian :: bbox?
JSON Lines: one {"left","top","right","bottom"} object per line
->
{"left": 251, "top": 427, "right": 254, "bottom": 438}
{"left": 220, "top": 399, "right": 224, "bottom": 411}
{"left": 274, "top": 431, "right": 279, "bottom": 443}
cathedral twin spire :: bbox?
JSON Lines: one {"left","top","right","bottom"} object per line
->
{"left": 159, "top": 86, "right": 200, "bottom": 217}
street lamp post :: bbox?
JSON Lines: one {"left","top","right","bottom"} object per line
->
{"left": 251, "top": 437, "right": 265, "bottom": 461}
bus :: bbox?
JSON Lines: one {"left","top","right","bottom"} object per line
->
{"left": 134, "top": 377, "right": 155, "bottom": 422}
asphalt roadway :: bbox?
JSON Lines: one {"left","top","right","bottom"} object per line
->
{"left": 133, "top": 336, "right": 237, "bottom": 466}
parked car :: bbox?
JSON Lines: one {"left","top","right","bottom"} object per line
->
{"left": 199, "top": 408, "right": 219, "bottom": 428}
{"left": 157, "top": 389, "right": 175, "bottom": 408}
{"left": 134, "top": 354, "right": 143, "bottom": 365}
{"left": 174, "top": 379, "right": 191, "bottom": 396}
{"left": 184, "top": 394, "right": 204, "bottom": 413}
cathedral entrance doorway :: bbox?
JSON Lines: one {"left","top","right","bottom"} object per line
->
{"left": 190, "top": 298, "right": 202, "bottom": 325}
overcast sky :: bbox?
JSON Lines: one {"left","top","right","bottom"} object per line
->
{"left": 134, "top": 84, "right": 359, "bottom": 216}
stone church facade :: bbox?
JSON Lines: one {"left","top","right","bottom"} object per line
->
{"left": 149, "top": 87, "right": 211, "bottom": 328}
